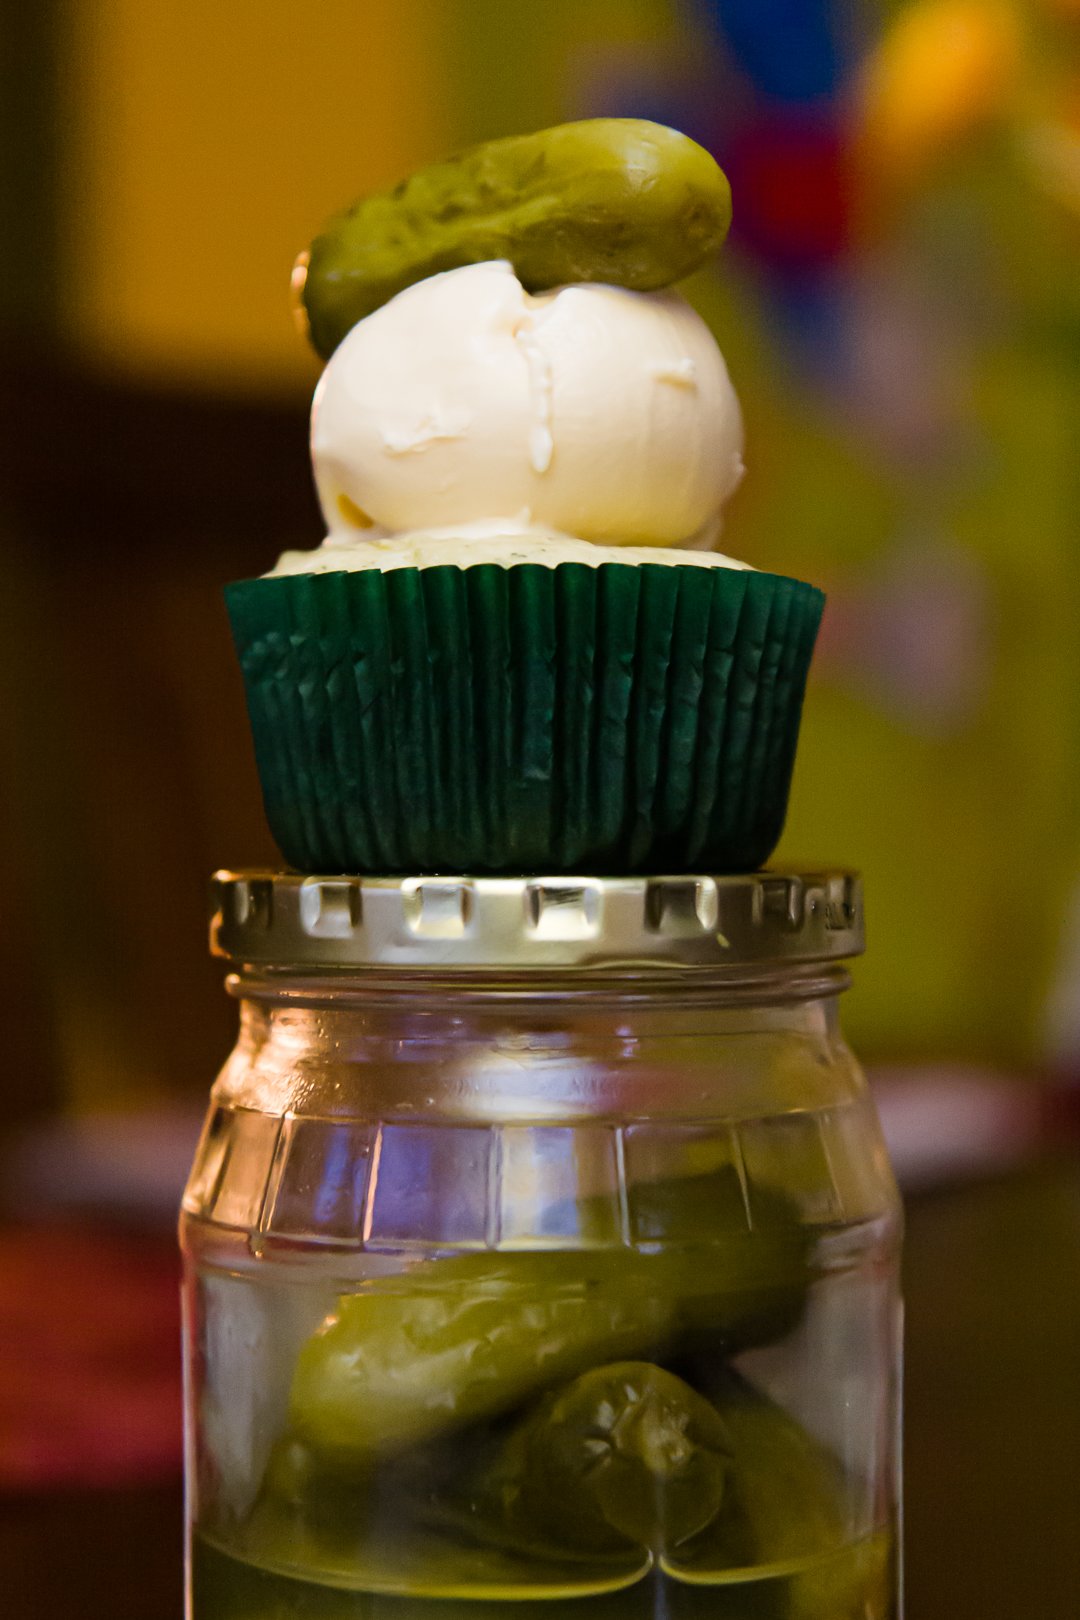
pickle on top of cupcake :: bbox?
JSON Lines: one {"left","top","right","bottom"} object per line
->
{"left": 296, "top": 119, "right": 733, "bottom": 359}
{"left": 227, "top": 120, "right": 824, "bottom": 877}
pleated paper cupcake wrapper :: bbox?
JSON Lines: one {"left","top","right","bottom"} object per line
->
{"left": 226, "top": 562, "right": 824, "bottom": 875}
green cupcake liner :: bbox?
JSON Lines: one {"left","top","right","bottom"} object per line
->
{"left": 226, "top": 562, "right": 824, "bottom": 875}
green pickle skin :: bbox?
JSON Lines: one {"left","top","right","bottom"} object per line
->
{"left": 491, "top": 1362, "right": 732, "bottom": 1555}
{"left": 301, "top": 118, "right": 732, "bottom": 358}
{"left": 288, "top": 1170, "right": 809, "bottom": 1464}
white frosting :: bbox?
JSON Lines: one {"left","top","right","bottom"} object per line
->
{"left": 304, "top": 261, "right": 745, "bottom": 557}
{"left": 271, "top": 523, "right": 752, "bottom": 575}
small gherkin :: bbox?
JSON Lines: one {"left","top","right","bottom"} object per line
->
{"left": 299, "top": 118, "right": 733, "bottom": 358}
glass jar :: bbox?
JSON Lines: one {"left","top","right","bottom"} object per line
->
{"left": 182, "top": 871, "right": 902, "bottom": 1620}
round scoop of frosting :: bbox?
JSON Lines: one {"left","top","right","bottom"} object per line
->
{"left": 310, "top": 261, "right": 744, "bottom": 550}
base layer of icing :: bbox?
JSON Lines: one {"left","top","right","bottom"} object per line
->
{"left": 268, "top": 525, "right": 751, "bottom": 576}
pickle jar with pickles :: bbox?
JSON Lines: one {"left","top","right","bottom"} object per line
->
{"left": 182, "top": 870, "right": 901, "bottom": 1620}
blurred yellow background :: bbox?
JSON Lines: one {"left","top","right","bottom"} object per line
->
{"left": 59, "top": 0, "right": 450, "bottom": 391}
{"left": 1, "top": 0, "right": 1078, "bottom": 1112}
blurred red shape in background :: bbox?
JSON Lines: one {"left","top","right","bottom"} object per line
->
{"left": 0, "top": 1225, "right": 182, "bottom": 1490}
{"left": 723, "top": 112, "right": 855, "bottom": 266}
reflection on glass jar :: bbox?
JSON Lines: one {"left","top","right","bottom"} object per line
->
{"left": 182, "top": 872, "right": 902, "bottom": 1620}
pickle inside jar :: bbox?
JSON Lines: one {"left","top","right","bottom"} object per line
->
{"left": 493, "top": 1362, "right": 732, "bottom": 1556}
{"left": 228, "top": 1364, "right": 881, "bottom": 1614}
{"left": 286, "top": 1169, "right": 811, "bottom": 1466}
{"left": 201, "top": 1166, "right": 889, "bottom": 1613}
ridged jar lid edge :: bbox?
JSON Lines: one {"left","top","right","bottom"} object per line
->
{"left": 210, "top": 870, "right": 864, "bottom": 971}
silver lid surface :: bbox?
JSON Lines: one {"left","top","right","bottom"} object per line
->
{"left": 210, "top": 870, "right": 863, "bottom": 972}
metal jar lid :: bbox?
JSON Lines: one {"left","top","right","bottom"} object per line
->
{"left": 210, "top": 869, "right": 863, "bottom": 972}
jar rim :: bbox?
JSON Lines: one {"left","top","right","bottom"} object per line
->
{"left": 210, "top": 870, "right": 864, "bottom": 973}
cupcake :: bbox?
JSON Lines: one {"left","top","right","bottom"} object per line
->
{"left": 227, "top": 129, "right": 824, "bottom": 875}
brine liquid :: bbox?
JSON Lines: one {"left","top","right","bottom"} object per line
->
{"left": 193, "top": 1529, "right": 896, "bottom": 1620}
